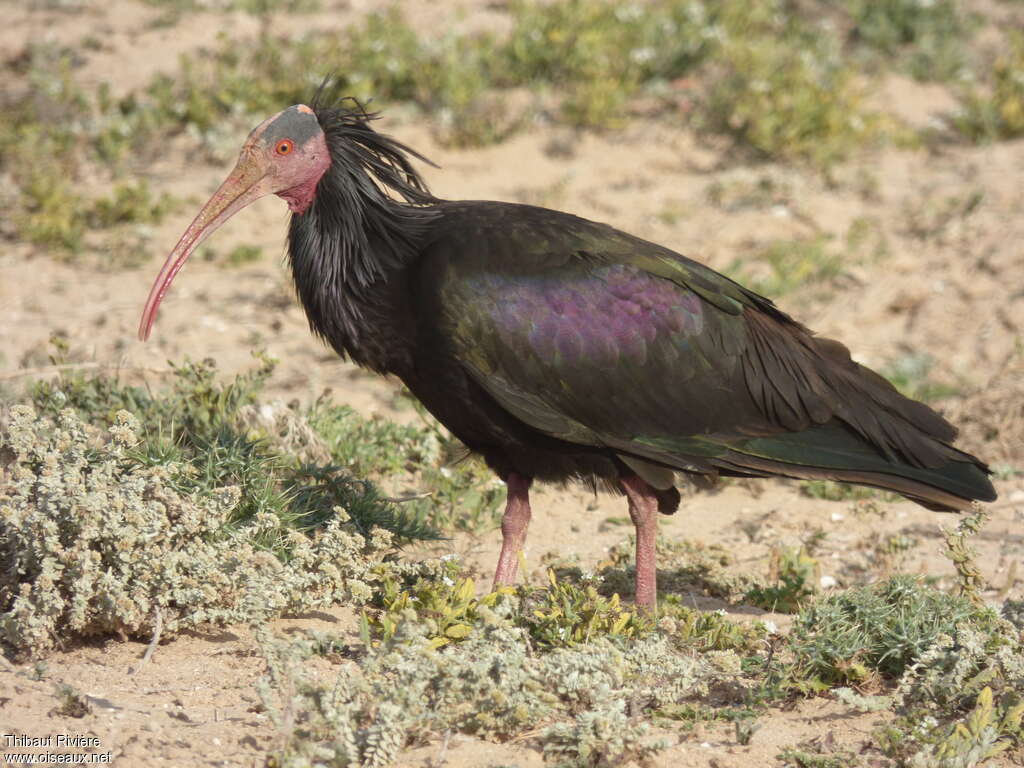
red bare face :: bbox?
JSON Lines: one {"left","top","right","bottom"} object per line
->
{"left": 138, "top": 105, "right": 330, "bottom": 341}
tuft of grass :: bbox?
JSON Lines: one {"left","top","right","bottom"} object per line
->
{"left": 88, "top": 180, "right": 176, "bottom": 228}
{"left": 840, "top": 0, "right": 975, "bottom": 82}
{"left": 746, "top": 546, "right": 819, "bottom": 613}
{"left": 955, "top": 33, "right": 1024, "bottom": 142}
{"left": 308, "top": 394, "right": 503, "bottom": 534}
{"left": 141, "top": 0, "right": 321, "bottom": 14}
{"left": 786, "top": 575, "right": 1002, "bottom": 692}
{"left": 800, "top": 479, "right": 881, "bottom": 502}
{"left": 33, "top": 353, "right": 443, "bottom": 545}
{"left": 504, "top": 0, "right": 710, "bottom": 130}
{"left": 1, "top": 47, "right": 177, "bottom": 257}
{"left": 724, "top": 236, "right": 842, "bottom": 298}
{"left": 51, "top": 683, "right": 91, "bottom": 718}
{"left": 695, "top": 3, "right": 886, "bottom": 170}
{"left": 880, "top": 352, "right": 962, "bottom": 402}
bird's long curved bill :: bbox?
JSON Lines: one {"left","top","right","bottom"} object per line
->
{"left": 138, "top": 156, "right": 268, "bottom": 341}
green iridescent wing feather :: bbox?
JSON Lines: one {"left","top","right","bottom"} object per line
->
{"left": 424, "top": 202, "right": 994, "bottom": 508}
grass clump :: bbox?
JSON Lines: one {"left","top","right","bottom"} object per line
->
{"left": 503, "top": 0, "right": 710, "bottom": 129}
{"left": 839, "top": 0, "right": 975, "bottom": 82}
{"left": 800, "top": 479, "right": 883, "bottom": 502}
{"left": 30, "top": 352, "right": 445, "bottom": 543}
{"left": 786, "top": 575, "right": 1002, "bottom": 692}
{"left": 141, "top": 0, "right": 321, "bottom": 17}
{"left": 724, "top": 236, "right": 842, "bottom": 298}
{"left": 214, "top": 243, "right": 262, "bottom": 267}
{"left": 746, "top": 546, "right": 819, "bottom": 613}
{"left": 880, "top": 352, "right": 962, "bottom": 402}
{"left": 696, "top": 2, "right": 885, "bottom": 170}
{"left": 88, "top": 180, "right": 176, "bottom": 228}
{"left": 955, "top": 33, "right": 1024, "bottom": 142}
{"left": 307, "top": 394, "right": 504, "bottom": 534}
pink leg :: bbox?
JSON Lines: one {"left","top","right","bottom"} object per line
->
{"left": 493, "top": 473, "right": 533, "bottom": 588}
{"left": 619, "top": 476, "right": 659, "bottom": 613}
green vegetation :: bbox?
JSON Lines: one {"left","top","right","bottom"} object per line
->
{"left": 955, "top": 33, "right": 1024, "bottom": 142}
{"left": 746, "top": 545, "right": 819, "bottom": 613}
{"left": 223, "top": 243, "right": 263, "bottom": 266}
{"left": 0, "top": 403, "right": 397, "bottom": 658}
{"left": 253, "top": 560, "right": 1022, "bottom": 766}
{"left": 141, "top": 0, "right": 321, "bottom": 17}
{"left": 839, "top": 0, "right": 975, "bottom": 82}
{"left": 724, "top": 236, "right": 842, "bottom": 298}
{"left": 308, "top": 393, "right": 504, "bottom": 534}
{"left": 800, "top": 479, "right": 881, "bottom": 502}
{"left": 695, "top": 4, "right": 885, "bottom": 169}
{"left": 881, "top": 351, "right": 962, "bottom": 402}
{"left": 1, "top": 46, "right": 178, "bottom": 258}
{"left": 5, "top": 0, "right": 1012, "bottom": 265}
{"left": 786, "top": 575, "right": 1001, "bottom": 690}
{"left": 148, "top": 0, "right": 886, "bottom": 164}
{"left": 52, "top": 683, "right": 91, "bottom": 718}
{"left": 777, "top": 745, "right": 853, "bottom": 768}
{"left": 0, "top": 351, "right": 506, "bottom": 658}
{"left": 3, "top": 354, "right": 1022, "bottom": 765}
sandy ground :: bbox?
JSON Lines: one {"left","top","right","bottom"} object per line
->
{"left": 2, "top": 1, "right": 1023, "bottom": 766}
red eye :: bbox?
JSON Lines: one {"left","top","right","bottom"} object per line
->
{"left": 275, "top": 139, "right": 294, "bottom": 155}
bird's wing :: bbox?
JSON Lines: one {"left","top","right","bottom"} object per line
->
{"left": 421, "top": 203, "right": 991, "bottom": 505}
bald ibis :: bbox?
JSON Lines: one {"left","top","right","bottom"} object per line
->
{"left": 140, "top": 98, "right": 996, "bottom": 611}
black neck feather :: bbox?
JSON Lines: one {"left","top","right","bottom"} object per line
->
{"left": 287, "top": 100, "right": 441, "bottom": 369}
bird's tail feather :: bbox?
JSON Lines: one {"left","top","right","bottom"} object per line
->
{"left": 623, "top": 422, "right": 995, "bottom": 513}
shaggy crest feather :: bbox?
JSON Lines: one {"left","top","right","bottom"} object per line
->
{"left": 287, "top": 92, "right": 441, "bottom": 367}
